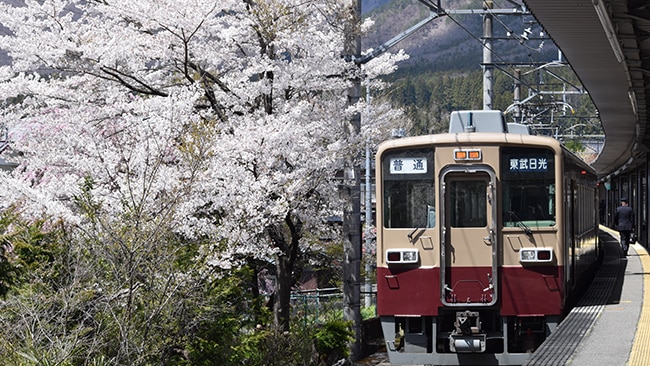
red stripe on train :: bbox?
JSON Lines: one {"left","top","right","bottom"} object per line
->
{"left": 377, "top": 266, "right": 565, "bottom": 316}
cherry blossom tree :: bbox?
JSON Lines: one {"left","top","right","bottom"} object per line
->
{"left": 0, "top": 0, "right": 407, "bottom": 350}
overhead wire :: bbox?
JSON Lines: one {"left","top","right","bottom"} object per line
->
{"left": 473, "top": 0, "right": 544, "bottom": 51}
{"left": 441, "top": 2, "right": 540, "bottom": 93}
{"left": 443, "top": 0, "right": 586, "bottom": 123}
{"left": 458, "top": 0, "right": 548, "bottom": 61}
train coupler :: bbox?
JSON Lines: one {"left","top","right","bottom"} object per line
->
{"left": 449, "top": 310, "right": 487, "bottom": 353}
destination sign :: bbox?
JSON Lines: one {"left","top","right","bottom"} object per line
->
{"left": 390, "top": 157, "right": 428, "bottom": 174}
{"left": 508, "top": 157, "right": 549, "bottom": 172}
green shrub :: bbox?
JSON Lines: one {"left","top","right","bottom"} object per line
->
{"left": 313, "top": 320, "right": 353, "bottom": 365}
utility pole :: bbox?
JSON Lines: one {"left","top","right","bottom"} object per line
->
{"left": 482, "top": 0, "right": 494, "bottom": 110}
{"left": 343, "top": 0, "right": 362, "bottom": 360}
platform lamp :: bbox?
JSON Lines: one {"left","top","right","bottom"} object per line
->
{"left": 0, "top": 122, "right": 17, "bottom": 171}
{"left": 0, "top": 157, "right": 18, "bottom": 171}
{"left": 593, "top": 0, "right": 624, "bottom": 63}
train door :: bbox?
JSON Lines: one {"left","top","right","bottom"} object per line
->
{"left": 564, "top": 178, "right": 575, "bottom": 290}
{"left": 440, "top": 166, "right": 498, "bottom": 306}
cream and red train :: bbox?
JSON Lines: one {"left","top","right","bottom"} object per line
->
{"left": 376, "top": 110, "right": 599, "bottom": 365}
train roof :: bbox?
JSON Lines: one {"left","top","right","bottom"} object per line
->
{"left": 377, "top": 111, "right": 595, "bottom": 174}
{"left": 377, "top": 132, "right": 563, "bottom": 151}
{"left": 376, "top": 132, "right": 596, "bottom": 174}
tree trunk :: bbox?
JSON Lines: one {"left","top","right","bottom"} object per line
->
{"left": 268, "top": 212, "right": 302, "bottom": 332}
{"left": 274, "top": 252, "right": 292, "bottom": 332}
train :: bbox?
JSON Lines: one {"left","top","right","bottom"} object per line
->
{"left": 375, "top": 110, "right": 600, "bottom": 365}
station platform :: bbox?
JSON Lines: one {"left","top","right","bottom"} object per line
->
{"left": 525, "top": 226, "right": 650, "bottom": 365}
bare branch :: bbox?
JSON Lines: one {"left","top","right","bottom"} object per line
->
{"left": 99, "top": 66, "right": 168, "bottom": 97}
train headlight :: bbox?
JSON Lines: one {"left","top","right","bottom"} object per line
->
{"left": 386, "top": 249, "right": 419, "bottom": 264}
{"left": 519, "top": 248, "right": 553, "bottom": 263}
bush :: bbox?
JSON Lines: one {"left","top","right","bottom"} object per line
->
{"left": 313, "top": 320, "right": 353, "bottom": 365}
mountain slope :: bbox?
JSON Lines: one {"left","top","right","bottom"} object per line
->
{"left": 361, "top": 0, "right": 558, "bottom": 74}
{"left": 362, "top": 0, "right": 391, "bottom": 14}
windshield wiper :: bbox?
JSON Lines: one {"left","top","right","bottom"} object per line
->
{"left": 407, "top": 227, "right": 419, "bottom": 241}
{"left": 508, "top": 211, "right": 532, "bottom": 236}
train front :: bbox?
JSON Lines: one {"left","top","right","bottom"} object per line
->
{"left": 374, "top": 128, "right": 586, "bottom": 365}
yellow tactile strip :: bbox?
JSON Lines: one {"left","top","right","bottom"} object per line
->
{"left": 628, "top": 242, "right": 650, "bottom": 365}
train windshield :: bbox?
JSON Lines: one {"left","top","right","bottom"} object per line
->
{"left": 381, "top": 148, "right": 435, "bottom": 229}
{"left": 449, "top": 179, "right": 488, "bottom": 228}
{"left": 501, "top": 147, "right": 556, "bottom": 227}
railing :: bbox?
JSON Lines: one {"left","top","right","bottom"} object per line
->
{"left": 290, "top": 287, "right": 377, "bottom": 324}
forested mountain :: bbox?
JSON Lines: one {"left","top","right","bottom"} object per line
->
{"left": 361, "top": 0, "right": 601, "bottom": 140}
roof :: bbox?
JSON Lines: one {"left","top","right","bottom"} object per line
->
{"left": 523, "top": 0, "right": 650, "bottom": 176}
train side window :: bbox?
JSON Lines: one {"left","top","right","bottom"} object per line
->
{"left": 381, "top": 148, "right": 435, "bottom": 229}
{"left": 501, "top": 147, "right": 556, "bottom": 228}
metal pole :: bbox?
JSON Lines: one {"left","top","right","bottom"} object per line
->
{"left": 482, "top": 1, "right": 494, "bottom": 110}
{"left": 343, "top": 0, "right": 362, "bottom": 360}
{"left": 365, "top": 140, "right": 372, "bottom": 308}
{"left": 363, "top": 83, "right": 373, "bottom": 309}
{"left": 514, "top": 68, "right": 521, "bottom": 120}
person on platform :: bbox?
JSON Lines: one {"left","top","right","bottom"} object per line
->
{"left": 614, "top": 197, "right": 635, "bottom": 256}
